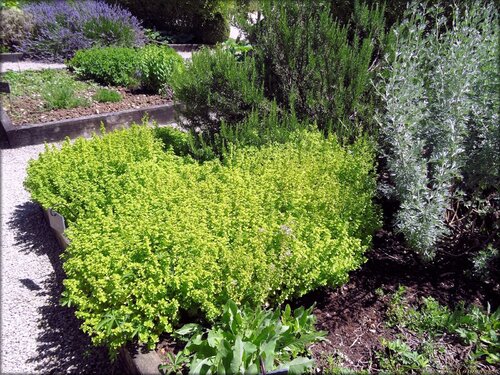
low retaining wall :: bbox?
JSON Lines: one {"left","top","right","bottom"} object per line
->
{"left": 1, "top": 103, "right": 176, "bottom": 148}
{"left": 0, "top": 53, "right": 22, "bottom": 63}
{"left": 43, "top": 207, "right": 163, "bottom": 375}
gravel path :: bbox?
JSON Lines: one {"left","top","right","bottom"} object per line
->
{"left": 1, "top": 142, "right": 117, "bottom": 374}
{"left": 1, "top": 61, "right": 66, "bottom": 73}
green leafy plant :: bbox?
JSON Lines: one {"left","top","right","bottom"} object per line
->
{"left": 160, "top": 351, "right": 188, "bottom": 375}
{"left": 68, "top": 46, "right": 139, "bottom": 87}
{"left": 172, "top": 46, "right": 265, "bottom": 145}
{"left": 0, "top": 0, "right": 19, "bottom": 9}
{"left": 92, "top": 88, "right": 122, "bottom": 103}
{"left": 68, "top": 45, "right": 184, "bottom": 94}
{"left": 166, "top": 300, "right": 325, "bottom": 374}
{"left": 43, "top": 83, "right": 90, "bottom": 110}
{"left": 136, "top": 44, "right": 184, "bottom": 96}
{"left": 453, "top": 304, "right": 500, "bottom": 365}
{"left": 221, "top": 38, "right": 253, "bottom": 61}
{"left": 377, "top": 338, "right": 432, "bottom": 374}
{"left": 25, "top": 125, "right": 379, "bottom": 353}
{"left": 385, "top": 287, "right": 500, "bottom": 366}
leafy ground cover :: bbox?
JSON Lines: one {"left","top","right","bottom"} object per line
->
{"left": 25, "top": 125, "right": 379, "bottom": 353}
{"left": 0, "top": 69, "right": 169, "bottom": 125}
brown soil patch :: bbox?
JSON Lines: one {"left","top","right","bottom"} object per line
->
{"left": 3, "top": 87, "right": 170, "bottom": 126}
{"left": 295, "top": 229, "right": 500, "bottom": 373}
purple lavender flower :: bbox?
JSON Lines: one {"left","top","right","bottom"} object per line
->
{"left": 19, "top": 0, "right": 145, "bottom": 62}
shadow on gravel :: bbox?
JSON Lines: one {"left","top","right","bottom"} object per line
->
{"left": 8, "top": 201, "right": 122, "bottom": 374}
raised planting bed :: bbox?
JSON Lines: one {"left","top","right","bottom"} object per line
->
{"left": 0, "top": 69, "right": 176, "bottom": 147}
{"left": 30, "top": 125, "right": 499, "bottom": 374}
{"left": 0, "top": 104, "right": 175, "bottom": 148}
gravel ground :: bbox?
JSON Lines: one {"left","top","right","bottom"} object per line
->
{"left": 1, "top": 61, "right": 66, "bottom": 73}
{"left": 0, "top": 142, "right": 118, "bottom": 374}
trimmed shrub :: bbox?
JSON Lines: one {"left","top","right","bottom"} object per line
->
{"left": 136, "top": 45, "right": 184, "bottom": 96}
{"left": 0, "top": 7, "right": 33, "bottom": 51}
{"left": 25, "top": 125, "right": 379, "bottom": 352}
{"left": 68, "top": 45, "right": 184, "bottom": 94}
{"left": 108, "top": 0, "right": 232, "bottom": 44}
{"left": 25, "top": 126, "right": 166, "bottom": 222}
{"left": 245, "top": 0, "right": 390, "bottom": 142}
{"left": 19, "top": 0, "right": 145, "bottom": 62}
{"left": 198, "top": 12, "right": 230, "bottom": 45}
{"left": 67, "top": 47, "right": 139, "bottom": 88}
{"left": 376, "top": 1, "right": 499, "bottom": 260}
{"left": 172, "top": 47, "right": 265, "bottom": 143}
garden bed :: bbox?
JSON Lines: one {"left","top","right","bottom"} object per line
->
{"left": 3, "top": 86, "right": 168, "bottom": 126}
{"left": 0, "top": 103, "right": 175, "bottom": 148}
{"left": 0, "top": 69, "right": 171, "bottom": 126}
{"left": 0, "top": 69, "right": 176, "bottom": 147}
{"left": 151, "top": 228, "right": 500, "bottom": 374}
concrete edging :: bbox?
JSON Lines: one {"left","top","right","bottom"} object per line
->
{"left": 1, "top": 103, "right": 176, "bottom": 148}
{"left": 42, "top": 207, "right": 163, "bottom": 375}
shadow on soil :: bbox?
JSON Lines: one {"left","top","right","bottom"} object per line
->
{"left": 8, "top": 201, "right": 122, "bottom": 374}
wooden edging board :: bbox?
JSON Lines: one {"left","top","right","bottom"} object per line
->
{"left": 0, "top": 103, "right": 176, "bottom": 148}
{"left": 42, "top": 207, "right": 164, "bottom": 375}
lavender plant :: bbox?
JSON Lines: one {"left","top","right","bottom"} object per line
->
{"left": 19, "top": 0, "right": 145, "bottom": 61}
{"left": 376, "top": 1, "right": 499, "bottom": 260}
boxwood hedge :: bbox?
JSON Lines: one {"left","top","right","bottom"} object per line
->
{"left": 25, "top": 125, "right": 379, "bottom": 352}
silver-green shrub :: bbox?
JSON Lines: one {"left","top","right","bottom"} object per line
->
{"left": 376, "top": 1, "right": 499, "bottom": 260}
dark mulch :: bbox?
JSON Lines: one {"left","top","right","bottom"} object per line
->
{"left": 295, "top": 227, "right": 500, "bottom": 373}
{"left": 4, "top": 87, "right": 170, "bottom": 126}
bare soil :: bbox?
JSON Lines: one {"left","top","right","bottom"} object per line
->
{"left": 298, "top": 228, "right": 499, "bottom": 373}
{"left": 3, "top": 87, "right": 170, "bottom": 126}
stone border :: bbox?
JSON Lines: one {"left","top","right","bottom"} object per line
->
{"left": 0, "top": 103, "right": 176, "bottom": 148}
{"left": 43, "top": 207, "right": 163, "bottom": 375}
{"left": 119, "top": 345, "right": 163, "bottom": 375}
{"left": 0, "top": 53, "right": 23, "bottom": 63}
